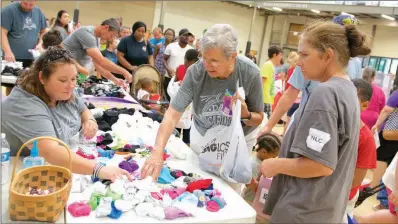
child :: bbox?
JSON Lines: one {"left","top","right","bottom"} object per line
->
{"left": 344, "top": 79, "right": 377, "bottom": 221}
{"left": 101, "top": 38, "right": 118, "bottom": 64}
{"left": 174, "top": 49, "right": 199, "bottom": 145}
{"left": 243, "top": 133, "right": 281, "bottom": 203}
{"left": 175, "top": 49, "right": 199, "bottom": 82}
{"left": 137, "top": 78, "right": 153, "bottom": 101}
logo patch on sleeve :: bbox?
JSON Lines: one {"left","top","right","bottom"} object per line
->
{"left": 306, "top": 128, "right": 331, "bottom": 152}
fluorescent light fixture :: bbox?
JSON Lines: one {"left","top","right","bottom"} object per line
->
{"left": 341, "top": 12, "right": 355, "bottom": 17}
{"left": 249, "top": 5, "right": 252, "bottom": 7}
{"left": 272, "top": 7, "right": 283, "bottom": 12}
{"left": 381, "top": 14, "right": 396, "bottom": 21}
{"left": 311, "top": 9, "right": 321, "bottom": 14}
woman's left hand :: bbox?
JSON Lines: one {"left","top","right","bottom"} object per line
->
{"left": 232, "top": 92, "right": 250, "bottom": 118}
{"left": 82, "top": 119, "right": 98, "bottom": 139}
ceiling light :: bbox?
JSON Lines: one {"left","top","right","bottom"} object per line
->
{"left": 381, "top": 14, "right": 395, "bottom": 21}
{"left": 341, "top": 12, "right": 355, "bottom": 17}
{"left": 272, "top": 7, "right": 283, "bottom": 12}
{"left": 311, "top": 9, "right": 321, "bottom": 14}
{"left": 249, "top": 5, "right": 252, "bottom": 7}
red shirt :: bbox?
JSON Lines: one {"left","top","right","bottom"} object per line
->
{"left": 176, "top": 64, "right": 187, "bottom": 82}
{"left": 285, "top": 66, "right": 295, "bottom": 91}
{"left": 349, "top": 125, "right": 377, "bottom": 200}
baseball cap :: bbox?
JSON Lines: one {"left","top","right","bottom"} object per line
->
{"left": 332, "top": 15, "right": 358, "bottom": 26}
{"left": 179, "top": 28, "right": 193, "bottom": 37}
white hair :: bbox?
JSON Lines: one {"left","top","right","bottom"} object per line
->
{"left": 200, "top": 24, "right": 238, "bottom": 58}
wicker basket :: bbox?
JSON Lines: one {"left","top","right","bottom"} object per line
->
{"left": 9, "top": 136, "right": 72, "bottom": 222}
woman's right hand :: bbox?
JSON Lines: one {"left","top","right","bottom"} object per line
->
{"left": 141, "top": 151, "right": 164, "bottom": 181}
{"left": 98, "top": 166, "right": 132, "bottom": 182}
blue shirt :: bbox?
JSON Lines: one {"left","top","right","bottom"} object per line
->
{"left": 117, "top": 36, "right": 154, "bottom": 71}
{"left": 1, "top": 3, "right": 47, "bottom": 59}
{"left": 288, "top": 66, "right": 319, "bottom": 105}
{"left": 101, "top": 50, "right": 117, "bottom": 64}
{"left": 347, "top": 57, "right": 362, "bottom": 80}
{"left": 149, "top": 37, "right": 165, "bottom": 51}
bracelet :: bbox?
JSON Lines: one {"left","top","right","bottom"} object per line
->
{"left": 92, "top": 162, "right": 105, "bottom": 180}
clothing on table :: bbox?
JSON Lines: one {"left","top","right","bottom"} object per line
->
{"left": 242, "top": 156, "right": 261, "bottom": 202}
{"left": 117, "top": 36, "right": 153, "bottom": 73}
{"left": 149, "top": 37, "right": 165, "bottom": 52}
{"left": 83, "top": 83, "right": 125, "bottom": 98}
{"left": 288, "top": 66, "right": 320, "bottom": 105}
{"left": 264, "top": 77, "right": 360, "bottom": 223}
{"left": 261, "top": 61, "right": 275, "bottom": 105}
{"left": 1, "top": 2, "right": 47, "bottom": 60}
{"left": 137, "top": 89, "right": 150, "bottom": 101}
{"left": 1, "top": 86, "right": 86, "bottom": 156}
{"left": 176, "top": 64, "right": 187, "bottom": 82}
{"left": 349, "top": 125, "right": 377, "bottom": 200}
{"left": 361, "top": 83, "right": 386, "bottom": 129}
{"left": 101, "top": 49, "right": 118, "bottom": 64}
{"left": 52, "top": 25, "right": 68, "bottom": 40}
{"left": 164, "top": 42, "right": 193, "bottom": 78}
{"left": 155, "top": 44, "right": 167, "bottom": 76}
{"left": 171, "top": 55, "right": 264, "bottom": 137}
{"left": 63, "top": 26, "right": 99, "bottom": 67}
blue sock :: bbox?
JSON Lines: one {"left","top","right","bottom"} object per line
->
{"left": 157, "top": 167, "right": 176, "bottom": 184}
{"left": 108, "top": 201, "right": 123, "bottom": 219}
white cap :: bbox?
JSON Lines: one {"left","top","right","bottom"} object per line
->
{"left": 1, "top": 133, "right": 5, "bottom": 139}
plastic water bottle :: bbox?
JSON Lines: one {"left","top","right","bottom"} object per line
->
{"left": 1, "top": 133, "right": 11, "bottom": 185}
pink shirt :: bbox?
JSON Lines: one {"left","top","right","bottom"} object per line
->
{"left": 361, "top": 83, "right": 386, "bottom": 129}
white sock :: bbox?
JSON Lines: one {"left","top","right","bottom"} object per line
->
{"left": 149, "top": 206, "right": 165, "bottom": 220}
{"left": 95, "top": 197, "right": 112, "bottom": 218}
{"left": 162, "top": 192, "right": 173, "bottom": 208}
{"left": 123, "top": 184, "right": 138, "bottom": 201}
{"left": 171, "top": 177, "right": 187, "bottom": 189}
{"left": 114, "top": 199, "right": 135, "bottom": 212}
{"left": 71, "top": 175, "right": 82, "bottom": 193}
{"left": 135, "top": 202, "right": 154, "bottom": 217}
{"left": 134, "top": 177, "right": 160, "bottom": 192}
{"left": 80, "top": 175, "right": 92, "bottom": 193}
{"left": 134, "top": 190, "right": 150, "bottom": 203}
{"left": 110, "top": 179, "right": 125, "bottom": 195}
{"left": 93, "top": 182, "right": 107, "bottom": 195}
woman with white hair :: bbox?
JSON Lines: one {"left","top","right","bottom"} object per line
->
{"left": 141, "top": 24, "right": 264, "bottom": 184}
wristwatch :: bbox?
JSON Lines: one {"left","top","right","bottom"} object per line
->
{"left": 241, "top": 112, "right": 252, "bottom": 122}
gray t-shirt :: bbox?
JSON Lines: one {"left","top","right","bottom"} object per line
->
{"left": 1, "top": 3, "right": 47, "bottom": 59}
{"left": 264, "top": 77, "right": 360, "bottom": 223}
{"left": 53, "top": 25, "right": 68, "bottom": 40}
{"left": 171, "top": 55, "right": 264, "bottom": 136}
{"left": 1, "top": 87, "right": 87, "bottom": 156}
{"left": 62, "top": 26, "right": 98, "bottom": 66}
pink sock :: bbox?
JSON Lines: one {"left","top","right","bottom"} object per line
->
{"left": 68, "top": 202, "right": 92, "bottom": 217}
{"left": 206, "top": 200, "right": 220, "bottom": 212}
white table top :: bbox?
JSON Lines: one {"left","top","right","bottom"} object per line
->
{"left": 1, "top": 75, "right": 17, "bottom": 84}
{"left": 65, "top": 148, "right": 256, "bottom": 223}
{"left": 2, "top": 157, "right": 66, "bottom": 223}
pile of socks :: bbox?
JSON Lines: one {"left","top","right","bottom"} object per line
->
{"left": 25, "top": 186, "right": 55, "bottom": 196}
{"left": 83, "top": 83, "right": 125, "bottom": 98}
{"left": 69, "top": 167, "right": 227, "bottom": 220}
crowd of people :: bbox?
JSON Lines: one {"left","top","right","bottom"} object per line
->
{"left": 1, "top": 1, "right": 398, "bottom": 223}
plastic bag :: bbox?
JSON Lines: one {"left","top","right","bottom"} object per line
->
{"left": 167, "top": 76, "right": 192, "bottom": 129}
{"left": 191, "top": 83, "right": 252, "bottom": 184}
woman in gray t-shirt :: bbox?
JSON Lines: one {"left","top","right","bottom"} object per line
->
{"left": 261, "top": 21, "right": 372, "bottom": 223}
{"left": 2, "top": 47, "right": 131, "bottom": 182}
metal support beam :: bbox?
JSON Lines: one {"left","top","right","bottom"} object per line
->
{"left": 258, "top": 15, "right": 269, "bottom": 65}
{"left": 158, "top": 1, "right": 166, "bottom": 31}
{"left": 280, "top": 15, "right": 289, "bottom": 48}
{"left": 245, "top": 6, "right": 257, "bottom": 56}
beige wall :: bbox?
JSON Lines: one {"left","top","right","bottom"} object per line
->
{"left": 3, "top": 1, "right": 156, "bottom": 30}
{"left": 372, "top": 26, "right": 398, "bottom": 58}
{"left": 158, "top": 1, "right": 266, "bottom": 56}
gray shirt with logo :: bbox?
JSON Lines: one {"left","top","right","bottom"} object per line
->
{"left": 1, "top": 87, "right": 86, "bottom": 156}
{"left": 1, "top": 3, "right": 47, "bottom": 60}
{"left": 171, "top": 55, "right": 264, "bottom": 137}
{"left": 63, "top": 26, "right": 98, "bottom": 66}
{"left": 264, "top": 77, "right": 360, "bottom": 223}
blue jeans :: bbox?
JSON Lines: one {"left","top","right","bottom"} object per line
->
{"left": 377, "top": 180, "right": 389, "bottom": 208}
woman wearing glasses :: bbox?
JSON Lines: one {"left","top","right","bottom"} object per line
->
{"left": 140, "top": 24, "right": 264, "bottom": 190}
{"left": 2, "top": 47, "right": 131, "bottom": 182}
